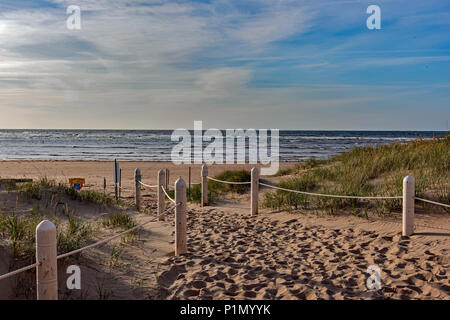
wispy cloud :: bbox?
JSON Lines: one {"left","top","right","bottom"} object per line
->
{"left": 0, "top": 0, "right": 449, "bottom": 130}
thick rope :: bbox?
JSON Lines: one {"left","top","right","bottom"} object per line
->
{"left": 415, "top": 197, "right": 450, "bottom": 208}
{"left": 161, "top": 185, "right": 176, "bottom": 204}
{"left": 259, "top": 182, "right": 402, "bottom": 200}
{"left": 207, "top": 176, "right": 251, "bottom": 185}
{"left": 0, "top": 263, "right": 39, "bottom": 282}
{"left": 57, "top": 204, "right": 177, "bottom": 260}
{"left": 138, "top": 181, "right": 158, "bottom": 188}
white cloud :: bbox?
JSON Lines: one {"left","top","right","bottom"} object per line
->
{"left": 0, "top": 0, "right": 312, "bottom": 100}
{"left": 0, "top": 0, "right": 448, "bottom": 130}
{"left": 226, "top": 4, "right": 310, "bottom": 45}
{"left": 195, "top": 67, "right": 252, "bottom": 96}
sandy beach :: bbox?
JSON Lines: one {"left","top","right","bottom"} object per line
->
{"left": 0, "top": 160, "right": 295, "bottom": 193}
{"left": 0, "top": 159, "right": 449, "bottom": 300}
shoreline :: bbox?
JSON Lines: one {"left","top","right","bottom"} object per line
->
{"left": 0, "top": 160, "right": 301, "bottom": 163}
{"left": 0, "top": 161, "right": 297, "bottom": 192}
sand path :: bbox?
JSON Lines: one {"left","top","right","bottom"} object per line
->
{"left": 157, "top": 204, "right": 449, "bottom": 300}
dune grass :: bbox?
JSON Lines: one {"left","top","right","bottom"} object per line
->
{"left": 17, "top": 178, "right": 121, "bottom": 207}
{"left": 209, "top": 170, "right": 251, "bottom": 194}
{"left": 272, "top": 158, "right": 328, "bottom": 177}
{"left": 187, "top": 184, "right": 202, "bottom": 203}
{"left": 0, "top": 178, "right": 140, "bottom": 265}
{"left": 264, "top": 136, "right": 450, "bottom": 215}
{"left": 188, "top": 170, "right": 251, "bottom": 203}
{"left": 101, "top": 212, "right": 139, "bottom": 242}
{"left": 0, "top": 206, "right": 94, "bottom": 261}
{"left": 101, "top": 212, "right": 137, "bottom": 230}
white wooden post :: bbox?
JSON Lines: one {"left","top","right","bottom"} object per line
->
{"left": 36, "top": 220, "right": 58, "bottom": 300}
{"left": 135, "top": 168, "right": 141, "bottom": 211}
{"left": 251, "top": 167, "right": 259, "bottom": 216}
{"left": 201, "top": 164, "right": 208, "bottom": 207}
{"left": 114, "top": 159, "right": 119, "bottom": 201}
{"left": 119, "top": 168, "right": 122, "bottom": 199}
{"left": 164, "top": 168, "right": 169, "bottom": 191}
{"left": 157, "top": 169, "right": 166, "bottom": 221}
{"left": 402, "top": 175, "right": 415, "bottom": 236}
{"left": 166, "top": 169, "right": 170, "bottom": 191}
{"left": 188, "top": 167, "right": 191, "bottom": 199}
{"left": 175, "top": 177, "right": 187, "bottom": 256}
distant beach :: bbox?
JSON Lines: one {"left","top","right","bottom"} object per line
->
{"left": 0, "top": 130, "right": 445, "bottom": 161}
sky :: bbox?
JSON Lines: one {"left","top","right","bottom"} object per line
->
{"left": 0, "top": 0, "right": 449, "bottom": 130}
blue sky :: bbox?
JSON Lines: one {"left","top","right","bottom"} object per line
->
{"left": 0, "top": 0, "right": 449, "bottom": 130}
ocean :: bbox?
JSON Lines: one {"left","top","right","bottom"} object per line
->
{"left": 0, "top": 130, "right": 445, "bottom": 161}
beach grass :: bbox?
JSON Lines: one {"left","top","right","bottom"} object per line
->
{"left": 264, "top": 135, "right": 450, "bottom": 214}
{"left": 209, "top": 170, "right": 251, "bottom": 194}
{"left": 0, "top": 206, "right": 94, "bottom": 261}
{"left": 17, "top": 178, "right": 121, "bottom": 207}
{"left": 187, "top": 170, "right": 251, "bottom": 203}
{"left": 101, "top": 212, "right": 139, "bottom": 241}
{"left": 101, "top": 212, "right": 137, "bottom": 230}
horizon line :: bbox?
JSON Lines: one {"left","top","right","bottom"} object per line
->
{"left": 0, "top": 128, "right": 448, "bottom": 132}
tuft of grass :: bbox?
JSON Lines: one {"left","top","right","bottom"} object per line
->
{"left": 101, "top": 212, "right": 139, "bottom": 242}
{"left": 209, "top": 170, "right": 251, "bottom": 194}
{"left": 65, "top": 188, "right": 117, "bottom": 206}
{"left": 19, "top": 178, "right": 120, "bottom": 207}
{"left": 57, "top": 215, "right": 93, "bottom": 255}
{"left": 188, "top": 170, "right": 251, "bottom": 203}
{"left": 272, "top": 168, "right": 293, "bottom": 177}
{"left": 186, "top": 170, "right": 251, "bottom": 203}
{"left": 0, "top": 209, "right": 42, "bottom": 259}
{"left": 95, "top": 276, "right": 114, "bottom": 300}
{"left": 109, "top": 246, "right": 123, "bottom": 269}
{"left": 273, "top": 158, "right": 328, "bottom": 176}
{"left": 166, "top": 189, "right": 175, "bottom": 200}
{"left": 187, "top": 183, "right": 215, "bottom": 203}
{"left": 0, "top": 207, "right": 94, "bottom": 260}
{"left": 294, "top": 158, "right": 328, "bottom": 171}
{"left": 264, "top": 136, "right": 449, "bottom": 214}
{"left": 102, "top": 212, "right": 136, "bottom": 230}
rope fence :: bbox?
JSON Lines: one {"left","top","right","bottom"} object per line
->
{"left": 161, "top": 185, "right": 176, "bottom": 204}
{"left": 203, "top": 169, "right": 447, "bottom": 207}
{"left": 259, "top": 182, "right": 402, "bottom": 200}
{"left": 207, "top": 176, "right": 251, "bottom": 185}
{"left": 138, "top": 181, "right": 158, "bottom": 189}
{"left": 415, "top": 197, "right": 450, "bottom": 208}
{"left": 196, "top": 165, "right": 448, "bottom": 233}
{"left": 0, "top": 262, "right": 39, "bottom": 282}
